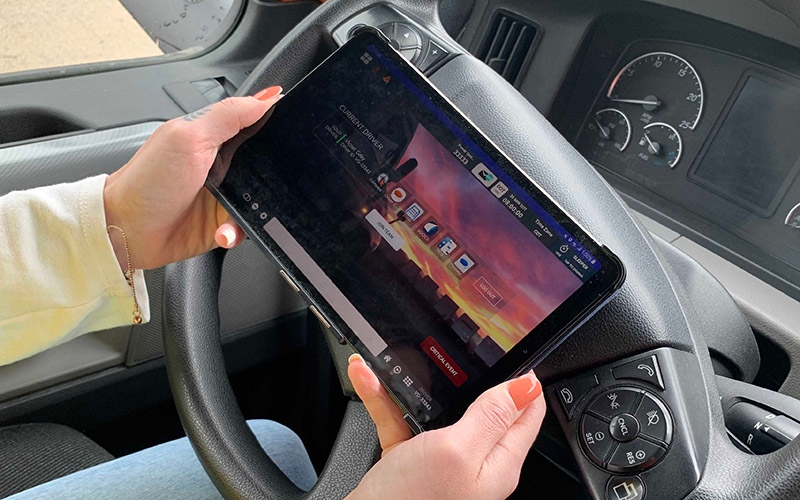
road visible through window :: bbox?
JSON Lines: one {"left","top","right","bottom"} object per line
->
{"left": 0, "top": 0, "right": 235, "bottom": 75}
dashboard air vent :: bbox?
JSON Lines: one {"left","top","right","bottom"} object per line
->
{"left": 477, "top": 10, "right": 540, "bottom": 86}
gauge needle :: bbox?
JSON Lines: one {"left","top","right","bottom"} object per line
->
{"left": 643, "top": 131, "right": 661, "bottom": 155}
{"left": 611, "top": 98, "right": 662, "bottom": 108}
{"left": 594, "top": 117, "right": 611, "bottom": 140}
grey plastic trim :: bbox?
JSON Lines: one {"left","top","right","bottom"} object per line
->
{"left": 0, "top": 122, "right": 163, "bottom": 193}
{"left": 630, "top": 208, "right": 800, "bottom": 399}
{"left": 0, "top": 328, "right": 130, "bottom": 402}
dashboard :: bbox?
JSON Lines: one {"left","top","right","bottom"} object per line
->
{"left": 495, "top": 0, "right": 800, "bottom": 303}
{"left": 574, "top": 40, "right": 800, "bottom": 287}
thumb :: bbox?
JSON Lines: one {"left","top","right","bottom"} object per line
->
{"left": 186, "top": 87, "right": 282, "bottom": 147}
{"left": 452, "top": 372, "right": 542, "bottom": 458}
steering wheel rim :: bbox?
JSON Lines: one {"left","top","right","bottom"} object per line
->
{"left": 162, "top": 1, "right": 800, "bottom": 498}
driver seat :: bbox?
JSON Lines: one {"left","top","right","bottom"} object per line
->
{"left": 0, "top": 423, "right": 113, "bottom": 498}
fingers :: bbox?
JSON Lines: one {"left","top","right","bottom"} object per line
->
{"left": 348, "top": 354, "right": 413, "bottom": 454}
{"left": 452, "top": 371, "right": 543, "bottom": 459}
{"left": 181, "top": 86, "right": 282, "bottom": 148}
{"left": 214, "top": 217, "right": 247, "bottom": 249}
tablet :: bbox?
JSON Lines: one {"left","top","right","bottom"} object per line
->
{"left": 207, "top": 28, "right": 625, "bottom": 431}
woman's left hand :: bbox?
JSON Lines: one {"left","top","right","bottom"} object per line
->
{"left": 103, "top": 87, "right": 281, "bottom": 270}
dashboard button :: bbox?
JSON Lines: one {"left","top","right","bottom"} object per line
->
{"left": 588, "top": 388, "right": 641, "bottom": 420}
{"left": 609, "top": 413, "right": 640, "bottom": 443}
{"left": 612, "top": 355, "right": 665, "bottom": 390}
{"left": 581, "top": 413, "right": 615, "bottom": 466}
{"left": 554, "top": 374, "right": 598, "bottom": 420}
{"left": 606, "top": 475, "right": 646, "bottom": 500}
{"left": 634, "top": 393, "right": 672, "bottom": 444}
{"left": 607, "top": 437, "right": 666, "bottom": 473}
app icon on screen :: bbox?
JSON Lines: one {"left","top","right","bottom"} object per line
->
{"left": 471, "top": 163, "right": 496, "bottom": 187}
{"left": 491, "top": 182, "right": 509, "bottom": 198}
{"left": 454, "top": 253, "right": 476, "bottom": 274}
{"left": 390, "top": 187, "right": 407, "bottom": 203}
{"left": 404, "top": 203, "right": 425, "bottom": 221}
{"left": 437, "top": 237, "right": 458, "bottom": 256}
{"left": 423, "top": 222, "right": 439, "bottom": 237}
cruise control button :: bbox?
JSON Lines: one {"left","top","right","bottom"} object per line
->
{"left": 608, "top": 437, "right": 666, "bottom": 473}
{"left": 581, "top": 413, "right": 615, "bottom": 466}
{"left": 606, "top": 475, "right": 645, "bottom": 500}
{"left": 609, "top": 413, "right": 640, "bottom": 443}
{"left": 419, "top": 39, "right": 449, "bottom": 72}
{"left": 553, "top": 374, "right": 598, "bottom": 420}
{"left": 634, "top": 393, "right": 672, "bottom": 444}
{"left": 588, "top": 388, "right": 641, "bottom": 420}
{"left": 399, "top": 47, "right": 422, "bottom": 63}
{"left": 394, "top": 23, "right": 422, "bottom": 49}
{"left": 613, "top": 355, "right": 665, "bottom": 390}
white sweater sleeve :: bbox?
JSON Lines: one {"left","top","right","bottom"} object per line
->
{"left": 0, "top": 175, "right": 150, "bottom": 366}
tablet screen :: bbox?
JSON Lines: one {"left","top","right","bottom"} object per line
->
{"left": 209, "top": 30, "right": 621, "bottom": 427}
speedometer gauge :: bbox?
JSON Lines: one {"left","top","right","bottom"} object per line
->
{"left": 608, "top": 52, "right": 703, "bottom": 130}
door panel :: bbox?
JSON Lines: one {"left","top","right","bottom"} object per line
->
{"left": 0, "top": 0, "right": 316, "bottom": 407}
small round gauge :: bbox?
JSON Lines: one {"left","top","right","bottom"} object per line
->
{"left": 608, "top": 52, "right": 703, "bottom": 130}
{"left": 636, "top": 122, "right": 683, "bottom": 168}
{"left": 588, "top": 108, "right": 632, "bottom": 152}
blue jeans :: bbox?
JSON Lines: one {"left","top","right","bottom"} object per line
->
{"left": 6, "top": 420, "right": 317, "bottom": 500}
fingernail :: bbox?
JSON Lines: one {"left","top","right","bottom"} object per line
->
{"left": 217, "top": 227, "right": 236, "bottom": 248}
{"left": 348, "top": 353, "right": 363, "bottom": 364}
{"left": 254, "top": 86, "right": 282, "bottom": 101}
{"left": 508, "top": 373, "right": 542, "bottom": 411}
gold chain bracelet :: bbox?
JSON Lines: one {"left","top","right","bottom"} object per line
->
{"left": 107, "top": 225, "right": 143, "bottom": 325}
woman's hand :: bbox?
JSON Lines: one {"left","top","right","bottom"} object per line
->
{"left": 346, "top": 354, "right": 545, "bottom": 500}
{"left": 103, "top": 87, "right": 281, "bottom": 270}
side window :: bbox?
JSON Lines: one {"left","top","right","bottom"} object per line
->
{"left": 0, "top": 1, "right": 237, "bottom": 75}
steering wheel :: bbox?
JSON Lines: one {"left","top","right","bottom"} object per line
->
{"left": 161, "top": 1, "right": 800, "bottom": 498}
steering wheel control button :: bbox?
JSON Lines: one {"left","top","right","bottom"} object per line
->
{"left": 612, "top": 355, "right": 665, "bottom": 390}
{"left": 554, "top": 374, "right": 598, "bottom": 420}
{"left": 606, "top": 476, "right": 645, "bottom": 500}
{"left": 609, "top": 413, "right": 640, "bottom": 443}
{"left": 607, "top": 437, "right": 666, "bottom": 473}
{"left": 581, "top": 413, "right": 615, "bottom": 466}
{"left": 588, "top": 388, "right": 641, "bottom": 421}
{"left": 378, "top": 22, "right": 423, "bottom": 64}
{"left": 419, "top": 40, "right": 449, "bottom": 72}
{"left": 394, "top": 23, "right": 422, "bottom": 49}
{"left": 633, "top": 393, "right": 672, "bottom": 444}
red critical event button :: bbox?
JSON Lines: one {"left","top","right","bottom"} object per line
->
{"left": 421, "top": 336, "right": 467, "bottom": 387}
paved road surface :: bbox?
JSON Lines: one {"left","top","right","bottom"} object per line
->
{"left": 0, "top": 0, "right": 162, "bottom": 75}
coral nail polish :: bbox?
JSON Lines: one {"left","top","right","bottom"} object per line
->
{"left": 508, "top": 374, "right": 542, "bottom": 410}
{"left": 254, "top": 86, "right": 282, "bottom": 101}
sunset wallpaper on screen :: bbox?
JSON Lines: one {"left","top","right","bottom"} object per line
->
{"left": 383, "top": 124, "right": 582, "bottom": 351}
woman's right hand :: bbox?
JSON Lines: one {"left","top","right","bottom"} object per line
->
{"left": 346, "top": 355, "right": 546, "bottom": 500}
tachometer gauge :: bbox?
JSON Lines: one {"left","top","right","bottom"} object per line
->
{"left": 588, "top": 108, "right": 632, "bottom": 152}
{"left": 608, "top": 52, "right": 703, "bottom": 130}
{"left": 637, "top": 122, "right": 683, "bottom": 168}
